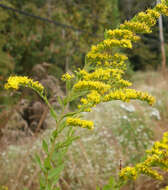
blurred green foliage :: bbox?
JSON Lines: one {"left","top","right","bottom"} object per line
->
{"left": 0, "top": 0, "right": 120, "bottom": 77}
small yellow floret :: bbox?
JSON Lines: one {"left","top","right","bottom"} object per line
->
{"left": 66, "top": 117, "right": 94, "bottom": 130}
{"left": 61, "top": 73, "right": 75, "bottom": 81}
{"left": 4, "top": 76, "right": 44, "bottom": 94}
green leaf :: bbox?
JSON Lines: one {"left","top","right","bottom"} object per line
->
{"left": 68, "top": 90, "right": 88, "bottom": 102}
{"left": 44, "top": 157, "right": 52, "bottom": 170}
{"left": 66, "top": 81, "right": 71, "bottom": 93}
{"left": 57, "top": 120, "right": 67, "bottom": 133}
{"left": 51, "top": 147, "right": 67, "bottom": 162}
{"left": 50, "top": 108, "right": 57, "bottom": 121}
{"left": 34, "top": 154, "right": 43, "bottom": 169}
{"left": 62, "top": 111, "right": 79, "bottom": 119}
{"left": 39, "top": 176, "right": 46, "bottom": 189}
{"left": 48, "top": 164, "right": 64, "bottom": 180}
{"left": 108, "top": 176, "right": 116, "bottom": 186}
{"left": 42, "top": 139, "right": 48, "bottom": 154}
{"left": 52, "top": 130, "right": 58, "bottom": 138}
{"left": 50, "top": 130, "right": 59, "bottom": 143}
{"left": 57, "top": 96, "right": 64, "bottom": 106}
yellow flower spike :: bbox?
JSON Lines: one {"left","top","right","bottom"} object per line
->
{"left": 103, "top": 89, "right": 155, "bottom": 105}
{"left": 73, "top": 80, "right": 111, "bottom": 95}
{"left": 147, "top": 9, "right": 161, "bottom": 18}
{"left": 119, "top": 166, "right": 138, "bottom": 180}
{"left": 155, "top": 3, "right": 168, "bottom": 16}
{"left": 79, "top": 68, "right": 124, "bottom": 82}
{"left": 117, "top": 79, "right": 132, "bottom": 87}
{"left": 136, "top": 163, "right": 163, "bottom": 180}
{"left": 66, "top": 117, "right": 94, "bottom": 130}
{"left": 86, "top": 52, "right": 128, "bottom": 69}
{"left": 86, "top": 90, "right": 101, "bottom": 104}
{"left": 162, "top": 0, "right": 168, "bottom": 6}
{"left": 120, "top": 130, "right": 168, "bottom": 183}
{"left": 103, "top": 39, "right": 132, "bottom": 49}
{"left": 4, "top": 76, "right": 44, "bottom": 94}
{"left": 80, "top": 98, "right": 89, "bottom": 105}
{"left": 134, "top": 11, "right": 159, "bottom": 27}
{"left": 120, "top": 21, "right": 152, "bottom": 33}
{"left": 77, "top": 90, "right": 101, "bottom": 112}
{"left": 61, "top": 73, "right": 75, "bottom": 81}
{"left": 106, "top": 29, "right": 140, "bottom": 42}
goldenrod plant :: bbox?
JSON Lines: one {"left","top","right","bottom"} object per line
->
{"left": 120, "top": 132, "right": 168, "bottom": 181}
{"left": 100, "top": 130, "right": 168, "bottom": 189}
{"left": 117, "top": 131, "right": 168, "bottom": 189}
{"left": 4, "top": 0, "right": 168, "bottom": 189}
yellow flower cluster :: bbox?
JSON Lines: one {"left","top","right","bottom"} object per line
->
{"left": 103, "top": 89, "right": 155, "bottom": 105}
{"left": 4, "top": 76, "right": 44, "bottom": 94}
{"left": 120, "top": 21, "right": 151, "bottom": 33}
{"left": 117, "top": 79, "right": 132, "bottom": 87}
{"left": 156, "top": 3, "right": 168, "bottom": 16}
{"left": 81, "top": 68, "right": 132, "bottom": 87}
{"left": 103, "top": 61, "right": 125, "bottom": 70}
{"left": 66, "top": 117, "right": 94, "bottom": 130}
{"left": 103, "top": 39, "right": 133, "bottom": 49}
{"left": 87, "top": 52, "right": 128, "bottom": 63}
{"left": 134, "top": 9, "right": 160, "bottom": 27}
{"left": 106, "top": 29, "right": 140, "bottom": 42}
{"left": 147, "top": 9, "right": 161, "bottom": 19}
{"left": 70, "top": 1, "right": 168, "bottom": 119}
{"left": 79, "top": 68, "right": 124, "bottom": 81}
{"left": 79, "top": 68, "right": 132, "bottom": 87}
{"left": 61, "top": 73, "right": 74, "bottom": 81}
{"left": 135, "top": 12, "right": 157, "bottom": 27}
{"left": 120, "top": 163, "right": 163, "bottom": 181}
{"left": 119, "top": 167, "right": 138, "bottom": 180}
{"left": 78, "top": 90, "right": 101, "bottom": 112}
{"left": 136, "top": 163, "right": 163, "bottom": 180}
{"left": 119, "top": 131, "right": 168, "bottom": 183}
{"left": 162, "top": 0, "right": 168, "bottom": 6}
{"left": 87, "top": 51, "right": 113, "bottom": 62}
{"left": 73, "top": 80, "right": 111, "bottom": 95}
{"left": 120, "top": 7, "right": 163, "bottom": 33}
{"left": 86, "top": 52, "right": 128, "bottom": 70}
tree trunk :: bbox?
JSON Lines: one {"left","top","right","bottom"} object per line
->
{"left": 157, "top": 0, "right": 167, "bottom": 75}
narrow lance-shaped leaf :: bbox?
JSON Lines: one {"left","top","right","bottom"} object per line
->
{"left": 42, "top": 139, "right": 49, "bottom": 154}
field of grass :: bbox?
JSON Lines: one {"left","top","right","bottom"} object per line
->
{"left": 0, "top": 71, "right": 168, "bottom": 190}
